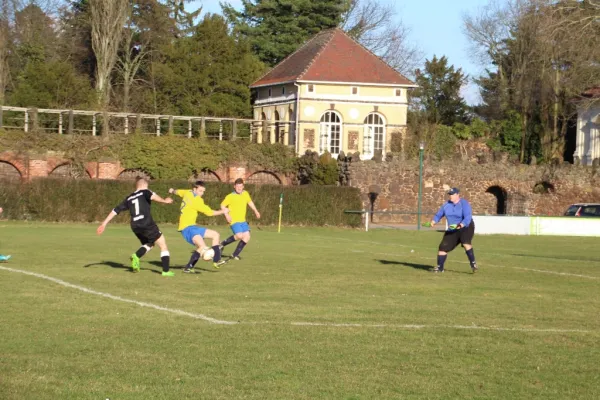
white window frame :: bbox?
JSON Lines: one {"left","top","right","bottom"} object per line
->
{"left": 319, "top": 110, "right": 343, "bottom": 157}
{"left": 362, "top": 113, "right": 386, "bottom": 159}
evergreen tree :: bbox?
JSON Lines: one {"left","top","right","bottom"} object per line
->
{"left": 222, "top": 0, "right": 349, "bottom": 66}
{"left": 152, "top": 14, "right": 265, "bottom": 117}
{"left": 412, "top": 55, "right": 470, "bottom": 126}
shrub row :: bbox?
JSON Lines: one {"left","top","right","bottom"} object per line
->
{"left": 0, "top": 179, "right": 362, "bottom": 227}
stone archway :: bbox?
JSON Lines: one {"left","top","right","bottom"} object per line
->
{"left": 118, "top": 168, "right": 152, "bottom": 180}
{"left": 485, "top": 185, "right": 508, "bottom": 215}
{"left": 274, "top": 110, "right": 282, "bottom": 143}
{"left": 50, "top": 163, "right": 91, "bottom": 179}
{"left": 0, "top": 161, "right": 22, "bottom": 181}
{"left": 533, "top": 181, "right": 555, "bottom": 194}
{"left": 190, "top": 169, "right": 221, "bottom": 182}
{"left": 246, "top": 171, "right": 282, "bottom": 185}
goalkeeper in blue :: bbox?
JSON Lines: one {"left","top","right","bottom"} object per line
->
{"left": 428, "top": 187, "right": 478, "bottom": 273}
{"left": 219, "top": 178, "right": 261, "bottom": 261}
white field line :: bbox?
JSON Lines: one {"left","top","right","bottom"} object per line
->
{"left": 0, "top": 265, "right": 597, "bottom": 333}
{"left": 287, "top": 232, "right": 600, "bottom": 264}
{"left": 0, "top": 265, "right": 237, "bottom": 325}
{"left": 293, "top": 235, "right": 600, "bottom": 280}
{"left": 290, "top": 322, "right": 592, "bottom": 334}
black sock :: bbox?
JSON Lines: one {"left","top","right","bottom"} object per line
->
{"left": 437, "top": 254, "right": 447, "bottom": 269}
{"left": 187, "top": 251, "right": 200, "bottom": 268}
{"left": 221, "top": 235, "right": 236, "bottom": 247}
{"left": 161, "top": 254, "right": 170, "bottom": 272}
{"left": 135, "top": 246, "right": 149, "bottom": 258}
{"left": 466, "top": 249, "right": 476, "bottom": 264}
{"left": 232, "top": 241, "right": 247, "bottom": 257}
{"left": 212, "top": 245, "right": 221, "bottom": 262}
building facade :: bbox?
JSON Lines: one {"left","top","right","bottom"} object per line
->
{"left": 574, "top": 87, "right": 600, "bottom": 165}
{"left": 250, "top": 28, "right": 416, "bottom": 159}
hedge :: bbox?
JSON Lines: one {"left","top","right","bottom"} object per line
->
{"left": 0, "top": 179, "right": 362, "bottom": 227}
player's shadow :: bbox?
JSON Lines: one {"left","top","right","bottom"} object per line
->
{"left": 377, "top": 259, "right": 432, "bottom": 271}
{"left": 377, "top": 259, "right": 472, "bottom": 274}
{"left": 147, "top": 260, "right": 219, "bottom": 273}
{"left": 83, "top": 261, "right": 155, "bottom": 273}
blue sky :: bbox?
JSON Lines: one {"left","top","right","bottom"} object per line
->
{"left": 189, "top": 0, "right": 492, "bottom": 104}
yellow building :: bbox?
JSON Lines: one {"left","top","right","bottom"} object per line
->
{"left": 250, "top": 28, "right": 417, "bottom": 160}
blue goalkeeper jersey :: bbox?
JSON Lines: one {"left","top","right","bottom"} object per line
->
{"left": 433, "top": 199, "right": 473, "bottom": 227}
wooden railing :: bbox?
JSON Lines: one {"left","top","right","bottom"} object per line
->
{"left": 0, "top": 105, "right": 296, "bottom": 145}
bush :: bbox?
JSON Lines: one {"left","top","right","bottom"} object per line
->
{"left": 0, "top": 179, "right": 362, "bottom": 227}
{"left": 296, "top": 151, "right": 340, "bottom": 185}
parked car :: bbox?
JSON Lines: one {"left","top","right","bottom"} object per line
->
{"left": 563, "top": 203, "right": 600, "bottom": 217}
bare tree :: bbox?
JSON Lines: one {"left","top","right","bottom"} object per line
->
{"left": 90, "top": 0, "right": 129, "bottom": 108}
{"left": 0, "top": 0, "right": 21, "bottom": 104}
{"left": 116, "top": 3, "right": 150, "bottom": 112}
{"left": 341, "top": 0, "right": 422, "bottom": 76}
{"left": 464, "top": 0, "right": 600, "bottom": 162}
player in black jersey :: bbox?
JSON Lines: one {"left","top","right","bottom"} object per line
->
{"left": 97, "top": 177, "right": 175, "bottom": 277}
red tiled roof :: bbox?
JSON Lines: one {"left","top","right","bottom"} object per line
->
{"left": 250, "top": 28, "right": 414, "bottom": 88}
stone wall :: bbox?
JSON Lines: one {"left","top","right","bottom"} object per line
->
{"left": 349, "top": 159, "right": 600, "bottom": 223}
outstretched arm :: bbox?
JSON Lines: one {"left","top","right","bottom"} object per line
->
{"left": 97, "top": 210, "right": 118, "bottom": 235}
{"left": 430, "top": 204, "right": 446, "bottom": 227}
{"left": 221, "top": 204, "right": 232, "bottom": 224}
{"left": 168, "top": 188, "right": 187, "bottom": 198}
{"left": 211, "top": 207, "right": 229, "bottom": 217}
{"left": 248, "top": 201, "right": 260, "bottom": 219}
{"left": 151, "top": 193, "right": 173, "bottom": 204}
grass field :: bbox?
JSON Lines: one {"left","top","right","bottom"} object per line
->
{"left": 1, "top": 221, "right": 599, "bottom": 399}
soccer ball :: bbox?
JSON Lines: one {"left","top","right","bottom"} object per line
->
{"left": 200, "top": 247, "right": 215, "bottom": 261}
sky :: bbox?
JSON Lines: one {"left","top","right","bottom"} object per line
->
{"left": 188, "top": 0, "right": 493, "bottom": 105}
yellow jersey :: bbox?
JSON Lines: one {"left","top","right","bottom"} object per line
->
{"left": 221, "top": 190, "right": 252, "bottom": 225}
{"left": 174, "top": 189, "right": 214, "bottom": 231}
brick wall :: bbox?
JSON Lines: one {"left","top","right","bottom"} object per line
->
{"left": 0, "top": 151, "right": 291, "bottom": 184}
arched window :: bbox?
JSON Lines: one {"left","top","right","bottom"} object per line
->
{"left": 319, "top": 111, "right": 342, "bottom": 155}
{"left": 363, "top": 113, "right": 386, "bottom": 158}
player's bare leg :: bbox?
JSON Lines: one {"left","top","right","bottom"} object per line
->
{"left": 204, "top": 229, "right": 225, "bottom": 267}
{"left": 231, "top": 231, "right": 250, "bottom": 260}
{"left": 155, "top": 235, "right": 173, "bottom": 276}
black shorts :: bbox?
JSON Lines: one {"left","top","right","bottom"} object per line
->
{"left": 132, "top": 224, "right": 162, "bottom": 246}
{"left": 438, "top": 221, "right": 475, "bottom": 252}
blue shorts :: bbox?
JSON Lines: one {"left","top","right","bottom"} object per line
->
{"left": 181, "top": 226, "right": 206, "bottom": 245}
{"left": 231, "top": 222, "right": 250, "bottom": 235}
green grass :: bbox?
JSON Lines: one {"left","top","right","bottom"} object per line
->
{"left": 0, "top": 221, "right": 599, "bottom": 399}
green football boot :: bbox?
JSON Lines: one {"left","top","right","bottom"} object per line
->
{"left": 130, "top": 254, "right": 140, "bottom": 272}
{"left": 161, "top": 271, "right": 175, "bottom": 277}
